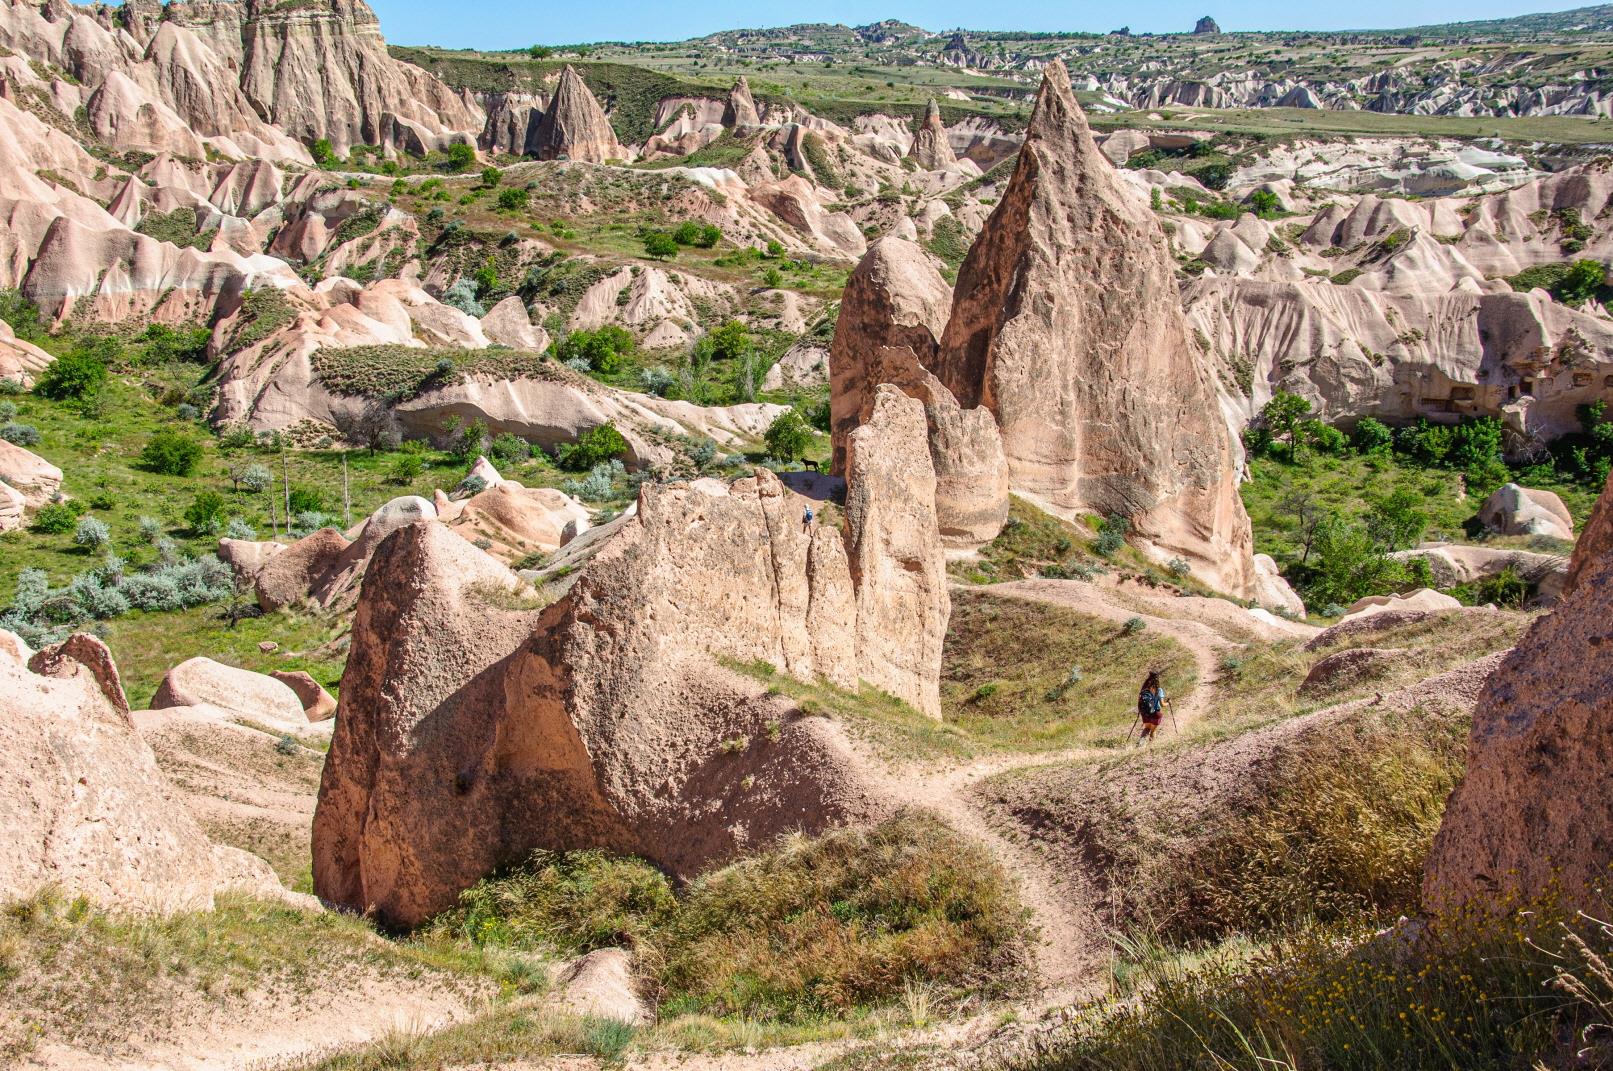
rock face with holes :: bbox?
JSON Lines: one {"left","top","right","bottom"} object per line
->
{"left": 0, "top": 630, "right": 283, "bottom": 911}
{"left": 829, "top": 237, "right": 1007, "bottom": 548}
{"left": 931, "top": 62, "right": 1252, "bottom": 593}
{"left": 1423, "top": 472, "right": 1613, "bottom": 918}
{"left": 1477, "top": 483, "right": 1574, "bottom": 542}
{"left": 313, "top": 386, "right": 943, "bottom": 926}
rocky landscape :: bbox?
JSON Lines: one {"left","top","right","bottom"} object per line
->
{"left": 1, "top": 0, "right": 1612, "bottom": 1068}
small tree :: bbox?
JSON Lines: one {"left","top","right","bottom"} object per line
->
{"left": 556, "top": 423, "right": 629, "bottom": 471}
{"left": 763, "top": 409, "right": 811, "bottom": 461}
{"left": 497, "top": 187, "right": 529, "bottom": 211}
{"left": 1352, "top": 417, "right": 1393, "bottom": 454}
{"left": 1247, "top": 189, "right": 1281, "bottom": 218}
{"left": 445, "top": 142, "right": 477, "bottom": 172}
{"left": 184, "top": 490, "right": 228, "bottom": 536}
{"left": 388, "top": 452, "right": 424, "bottom": 484}
{"left": 643, "top": 231, "right": 678, "bottom": 260}
{"left": 481, "top": 166, "right": 502, "bottom": 187}
{"left": 35, "top": 345, "right": 110, "bottom": 401}
{"left": 1365, "top": 488, "right": 1429, "bottom": 551}
{"left": 1557, "top": 258, "right": 1606, "bottom": 306}
{"left": 1261, "top": 391, "right": 1312, "bottom": 461}
{"left": 708, "top": 320, "right": 751, "bottom": 363}
{"left": 140, "top": 430, "right": 203, "bottom": 476}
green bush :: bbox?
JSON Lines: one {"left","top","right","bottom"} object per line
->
{"left": 496, "top": 187, "right": 529, "bottom": 211}
{"left": 31, "top": 501, "right": 84, "bottom": 534}
{"left": 1352, "top": 416, "right": 1393, "bottom": 454}
{"left": 1094, "top": 514, "right": 1130, "bottom": 558}
{"left": 672, "top": 221, "right": 721, "bottom": 247}
{"left": 34, "top": 343, "right": 111, "bottom": 401}
{"left": 763, "top": 409, "right": 811, "bottom": 461}
{"left": 556, "top": 422, "right": 629, "bottom": 471}
{"left": 445, "top": 142, "right": 476, "bottom": 172}
{"left": 139, "top": 430, "right": 203, "bottom": 476}
{"left": 642, "top": 231, "right": 678, "bottom": 260}
{"left": 184, "top": 490, "right": 228, "bottom": 536}
{"left": 558, "top": 326, "right": 634, "bottom": 375}
{"left": 387, "top": 453, "right": 424, "bottom": 484}
{"left": 480, "top": 166, "right": 501, "bottom": 187}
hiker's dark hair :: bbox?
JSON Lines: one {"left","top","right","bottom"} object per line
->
{"left": 1143, "top": 671, "right": 1160, "bottom": 689}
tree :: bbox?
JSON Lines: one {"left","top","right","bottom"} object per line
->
{"left": 560, "top": 326, "right": 634, "bottom": 374}
{"left": 1352, "top": 417, "right": 1393, "bottom": 454}
{"left": 1278, "top": 489, "right": 1327, "bottom": 564}
{"left": 1365, "top": 488, "right": 1428, "bottom": 551}
{"left": 388, "top": 452, "right": 424, "bottom": 484}
{"left": 1248, "top": 189, "right": 1281, "bottom": 218}
{"left": 708, "top": 320, "right": 751, "bottom": 363}
{"left": 1261, "top": 391, "right": 1312, "bottom": 461}
{"left": 1557, "top": 258, "right": 1606, "bottom": 306}
{"left": 445, "top": 142, "right": 476, "bottom": 172}
{"left": 184, "top": 490, "right": 228, "bottom": 535}
{"left": 310, "top": 138, "right": 338, "bottom": 168}
{"left": 497, "top": 187, "right": 529, "bottom": 211}
{"left": 481, "top": 166, "right": 502, "bottom": 187}
{"left": 140, "top": 430, "right": 202, "bottom": 476}
{"left": 528, "top": 44, "right": 553, "bottom": 59}
{"left": 35, "top": 343, "right": 110, "bottom": 401}
{"left": 1308, "top": 514, "right": 1404, "bottom": 606}
{"left": 332, "top": 398, "right": 401, "bottom": 454}
{"left": 643, "top": 231, "right": 678, "bottom": 260}
{"left": 764, "top": 409, "right": 811, "bottom": 461}
{"left": 1298, "top": 419, "right": 1347, "bottom": 455}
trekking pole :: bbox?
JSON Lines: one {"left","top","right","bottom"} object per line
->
{"left": 1125, "top": 712, "right": 1140, "bottom": 745}
{"left": 1169, "top": 700, "right": 1180, "bottom": 736}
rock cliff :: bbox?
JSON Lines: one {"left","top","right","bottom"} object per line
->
{"left": 933, "top": 61, "right": 1253, "bottom": 592}
{"left": 1422, "top": 468, "right": 1613, "bottom": 917}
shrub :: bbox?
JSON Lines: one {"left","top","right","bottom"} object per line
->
{"left": 1122, "top": 616, "right": 1146, "bottom": 634}
{"left": 707, "top": 320, "right": 750, "bottom": 363}
{"left": 1247, "top": 188, "right": 1280, "bottom": 217}
{"left": 137, "top": 516, "right": 163, "bottom": 540}
{"left": 224, "top": 518, "right": 257, "bottom": 540}
{"left": 72, "top": 516, "right": 111, "bottom": 550}
{"left": 638, "top": 365, "right": 675, "bottom": 396}
{"left": 642, "top": 231, "right": 678, "bottom": 260}
{"left": 1556, "top": 257, "right": 1606, "bottom": 305}
{"left": 559, "top": 326, "right": 634, "bottom": 374}
{"left": 239, "top": 464, "right": 273, "bottom": 494}
{"left": 1299, "top": 419, "right": 1348, "bottom": 454}
{"left": 763, "top": 409, "right": 812, "bottom": 461}
{"left": 0, "top": 400, "right": 14, "bottom": 422}
{"left": 1166, "top": 557, "right": 1191, "bottom": 578}
{"left": 292, "top": 510, "right": 331, "bottom": 534}
{"left": 557, "top": 423, "right": 629, "bottom": 472}
{"left": 1094, "top": 514, "right": 1130, "bottom": 558}
{"left": 673, "top": 220, "right": 721, "bottom": 247}
{"left": 0, "top": 422, "right": 40, "bottom": 446}
{"left": 480, "top": 166, "right": 501, "bottom": 187}
{"left": 287, "top": 487, "right": 326, "bottom": 515}
{"left": 310, "top": 138, "right": 337, "bottom": 168}
{"left": 139, "top": 430, "right": 203, "bottom": 476}
{"left": 489, "top": 432, "right": 531, "bottom": 463}
{"left": 457, "top": 474, "right": 488, "bottom": 497}
{"left": 388, "top": 453, "right": 424, "bottom": 484}
{"left": 184, "top": 490, "right": 228, "bottom": 536}
{"left": 31, "top": 501, "right": 82, "bottom": 534}
{"left": 120, "top": 557, "right": 233, "bottom": 612}
{"left": 497, "top": 187, "right": 529, "bottom": 211}
{"left": 34, "top": 345, "right": 109, "bottom": 401}
{"left": 441, "top": 278, "right": 486, "bottom": 317}
{"left": 445, "top": 142, "right": 476, "bottom": 172}
{"left": 69, "top": 571, "right": 128, "bottom": 619}
{"left": 562, "top": 460, "right": 625, "bottom": 501}
{"left": 1352, "top": 416, "right": 1393, "bottom": 453}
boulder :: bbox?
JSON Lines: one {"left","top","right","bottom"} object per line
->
{"left": 1338, "top": 588, "right": 1461, "bottom": 624}
{"left": 1390, "top": 543, "right": 1569, "bottom": 605}
{"left": 1422, "top": 472, "right": 1613, "bottom": 918}
{"left": 933, "top": 62, "right": 1253, "bottom": 595}
{"left": 218, "top": 537, "right": 288, "bottom": 583}
{"left": 481, "top": 296, "right": 549, "bottom": 351}
{"left": 313, "top": 387, "right": 942, "bottom": 925}
{"left": 255, "top": 527, "right": 352, "bottom": 610}
{"left": 0, "top": 630, "right": 281, "bottom": 911}
{"left": 27, "top": 633, "right": 130, "bottom": 717}
{"left": 1477, "top": 483, "right": 1573, "bottom": 542}
{"left": 1299, "top": 647, "right": 1405, "bottom": 698}
{"left": 1251, "top": 553, "right": 1306, "bottom": 617}
{"left": 0, "top": 318, "right": 51, "bottom": 386}
{"left": 0, "top": 480, "right": 24, "bottom": 533}
{"left": 828, "top": 237, "right": 1008, "bottom": 548}
{"left": 722, "top": 75, "right": 760, "bottom": 130}
{"left": 0, "top": 437, "right": 63, "bottom": 506}
{"left": 150, "top": 657, "right": 307, "bottom": 728}
{"left": 270, "top": 670, "right": 337, "bottom": 722}
{"left": 445, "top": 483, "right": 590, "bottom": 561}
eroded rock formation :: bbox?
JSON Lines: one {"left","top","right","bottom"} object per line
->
{"left": 829, "top": 236, "right": 1006, "bottom": 547}
{"left": 313, "top": 386, "right": 945, "bottom": 925}
{"left": 911, "top": 99, "right": 957, "bottom": 170}
{"left": 1422, "top": 470, "right": 1613, "bottom": 917}
{"left": 533, "top": 65, "right": 624, "bottom": 163}
{"left": 933, "top": 62, "right": 1253, "bottom": 591}
{"left": 0, "top": 630, "right": 283, "bottom": 911}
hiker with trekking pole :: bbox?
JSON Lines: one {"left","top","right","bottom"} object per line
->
{"left": 1130, "top": 670, "right": 1175, "bottom": 746}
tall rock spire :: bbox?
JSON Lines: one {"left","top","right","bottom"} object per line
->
{"left": 722, "top": 75, "right": 761, "bottom": 129}
{"left": 534, "top": 65, "right": 625, "bottom": 163}
{"left": 934, "top": 60, "right": 1253, "bottom": 594}
{"left": 910, "top": 98, "right": 956, "bottom": 169}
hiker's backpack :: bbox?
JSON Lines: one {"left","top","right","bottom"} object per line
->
{"left": 1137, "top": 687, "right": 1162, "bottom": 717}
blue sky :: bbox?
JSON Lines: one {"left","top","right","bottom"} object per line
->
{"left": 372, "top": 0, "right": 1581, "bottom": 49}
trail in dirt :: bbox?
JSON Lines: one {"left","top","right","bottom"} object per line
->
{"left": 873, "top": 578, "right": 1281, "bottom": 1006}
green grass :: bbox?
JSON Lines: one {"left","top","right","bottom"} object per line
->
{"left": 1087, "top": 104, "right": 1613, "bottom": 145}
{"left": 309, "top": 343, "right": 559, "bottom": 399}
{"left": 1009, "top": 893, "right": 1613, "bottom": 1071}
{"left": 424, "top": 814, "right": 1032, "bottom": 1025}
{"left": 942, "top": 590, "right": 1196, "bottom": 752}
{"left": 0, "top": 891, "right": 541, "bottom": 1065}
